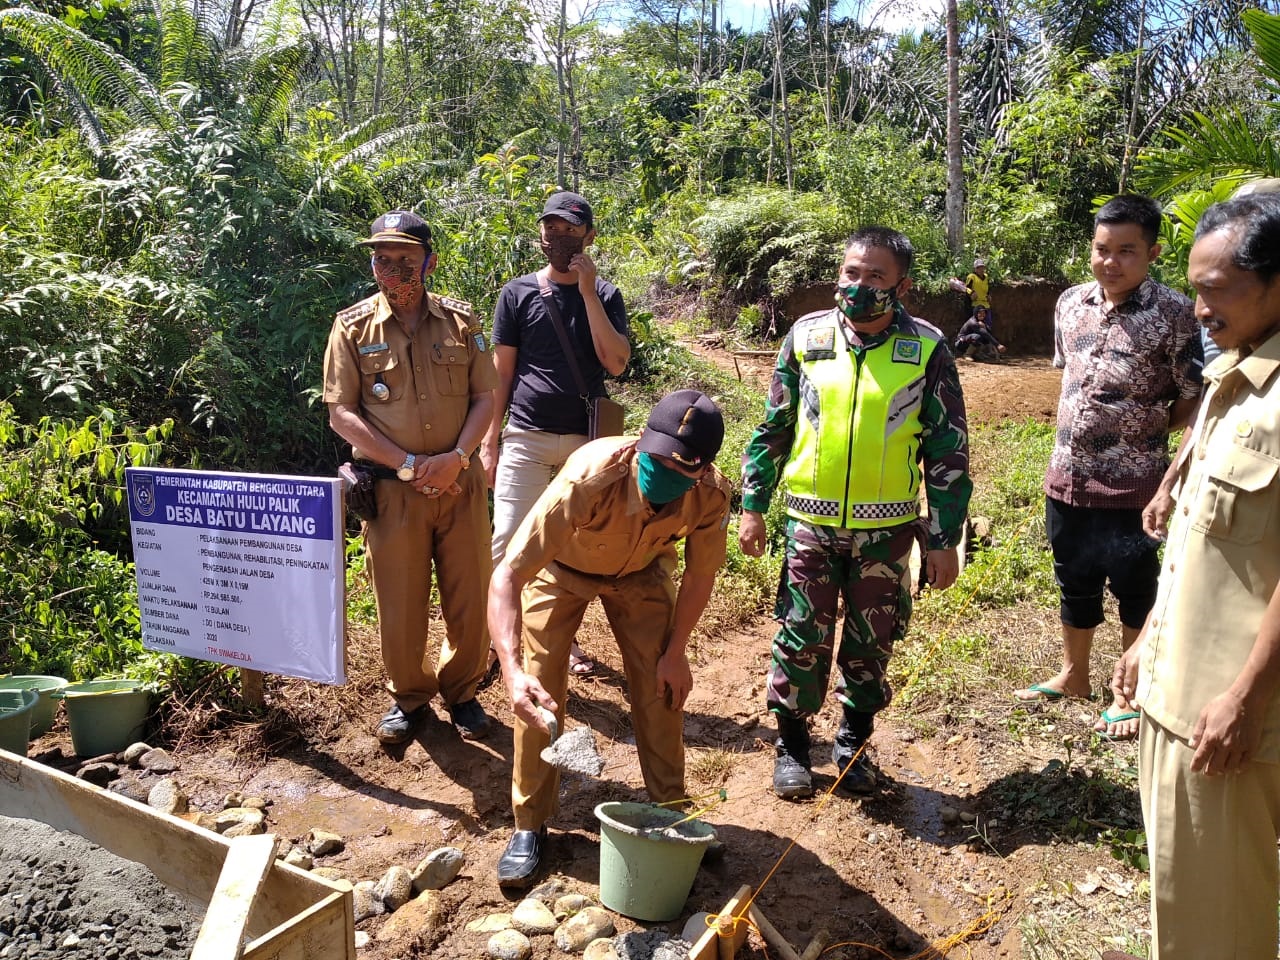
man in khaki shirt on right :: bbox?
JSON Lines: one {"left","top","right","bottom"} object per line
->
{"left": 1110, "top": 191, "right": 1280, "bottom": 960}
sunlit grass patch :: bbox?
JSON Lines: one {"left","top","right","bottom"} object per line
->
{"left": 687, "top": 746, "right": 741, "bottom": 788}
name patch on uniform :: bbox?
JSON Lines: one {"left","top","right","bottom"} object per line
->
{"left": 892, "top": 339, "right": 922, "bottom": 364}
{"left": 805, "top": 327, "right": 837, "bottom": 360}
{"left": 359, "top": 342, "right": 389, "bottom": 355}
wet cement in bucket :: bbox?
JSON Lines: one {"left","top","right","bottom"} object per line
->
{"left": 606, "top": 804, "right": 711, "bottom": 842}
{"left": 0, "top": 814, "right": 200, "bottom": 958}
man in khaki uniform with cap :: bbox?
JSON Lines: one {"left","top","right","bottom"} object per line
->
{"left": 323, "top": 210, "right": 496, "bottom": 745}
{"left": 487, "top": 389, "right": 732, "bottom": 888}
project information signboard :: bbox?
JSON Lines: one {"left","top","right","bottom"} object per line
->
{"left": 125, "top": 467, "right": 345, "bottom": 685}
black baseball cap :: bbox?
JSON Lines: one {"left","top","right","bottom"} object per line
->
{"left": 636, "top": 390, "right": 725, "bottom": 470}
{"left": 357, "top": 210, "right": 432, "bottom": 247}
{"left": 538, "top": 191, "right": 593, "bottom": 230}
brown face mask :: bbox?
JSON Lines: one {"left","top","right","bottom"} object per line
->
{"left": 540, "top": 234, "right": 585, "bottom": 273}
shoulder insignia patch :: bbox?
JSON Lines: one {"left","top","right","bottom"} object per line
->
{"left": 807, "top": 327, "right": 835, "bottom": 352}
{"left": 336, "top": 295, "right": 378, "bottom": 328}
{"left": 473, "top": 330, "right": 488, "bottom": 352}
{"left": 437, "top": 294, "right": 473, "bottom": 317}
{"left": 892, "top": 338, "right": 923, "bottom": 364}
{"left": 803, "top": 326, "right": 838, "bottom": 361}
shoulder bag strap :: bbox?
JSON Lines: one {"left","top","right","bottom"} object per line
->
{"left": 537, "top": 271, "right": 591, "bottom": 398}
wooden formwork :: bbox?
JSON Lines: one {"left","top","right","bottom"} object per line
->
{"left": 0, "top": 749, "right": 355, "bottom": 960}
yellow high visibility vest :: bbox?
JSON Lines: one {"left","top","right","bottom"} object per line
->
{"left": 782, "top": 311, "right": 940, "bottom": 528}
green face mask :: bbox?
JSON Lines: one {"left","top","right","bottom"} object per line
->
{"left": 636, "top": 452, "right": 698, "bottom": 505}
{"left": 835, "top": 283, "right": 898, "bottom": 322}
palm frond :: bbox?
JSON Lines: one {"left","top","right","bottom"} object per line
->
{"left": 1137, "top": 110, "right": 1280, "bottom": 194}
{"left": 1243, "top": 8, "right": 1280, "bottom": 86}
{"left": 157, "top": 0, "right": 212, "bottom": 90}
{"left": 329, "top": 121, "right": 433, "bottom": 173}
{"left": 245, "top": 40, "right": 316, "bottom": 142}
{"left": 0, "top": 7, "right": 177, "bottom": 137}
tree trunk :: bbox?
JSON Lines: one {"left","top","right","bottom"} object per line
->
{"left": 944, "top": 0, "right": 964, "bottom": 255}
{"left": 555, "top": 0, "right": 568, "bottom": 186}
{"left": 372, "top": 0, "right": 386, "bottom": 114}
{"left": 1118, "top": 0, "right": 1147, "bottom": 193}
{"left": 770, "top": 0, "right": 794, "bottom": 190}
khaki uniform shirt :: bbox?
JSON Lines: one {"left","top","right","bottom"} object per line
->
{"left": 506, "top": 437, "right": 732, "bottom": 582}
{"left": 322, "top": 291, "right": 497, "bottom": 456}
{"left": 1136, "top": 328, "right": 1280, "bottom": 760}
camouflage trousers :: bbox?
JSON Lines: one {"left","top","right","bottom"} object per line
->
{"left": 768, "top": 519, "right": 917, "bottom": 720}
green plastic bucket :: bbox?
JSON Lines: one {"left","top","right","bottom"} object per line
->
{"left": 594, "top": 801, "right": 716, "bottom": 921}
{"left": 0, "top": 689, "right": 38, "bottom": 756}
{"left": 0, "top": 675, "right": 68, "bottom": 738}
{"left": 56, "top": 680, "right": 150, "bottom": 757}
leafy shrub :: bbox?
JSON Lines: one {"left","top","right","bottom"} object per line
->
{"left": 0, "top": 402, "right": 177, "bottom": 681}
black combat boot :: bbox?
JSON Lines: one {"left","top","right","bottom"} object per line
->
{"left": 773, "top": 715, "right": 814, "bottom": 799}
{"left": 832, "top": 707, "right": 877, "bottom": 796}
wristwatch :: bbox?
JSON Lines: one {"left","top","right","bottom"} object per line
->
{"left": 453, "top": 446, "right": 471, "bottom": 470}
{"left": 396, "top": 453, "right": 416, "bottom": 482}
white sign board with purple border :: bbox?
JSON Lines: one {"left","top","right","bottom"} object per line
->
{"left": 125, "top": 467, "right": 345, "bottom": 684}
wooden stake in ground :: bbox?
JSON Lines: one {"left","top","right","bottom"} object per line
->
{"left": 191, "top": 833, "right": 280, "bottom": 960}
{"left": 690, "top": 884, "right": 753, "bottom": 960}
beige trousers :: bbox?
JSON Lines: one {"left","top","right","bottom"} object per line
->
{"left": 364, "top": 465, "right": 491, "bottom": 711}
{"left": 1140, "top": 714, "right": 1280, "bottom": 959}
{"left": 511, "top": 561, "right": 683, "bottom": 830}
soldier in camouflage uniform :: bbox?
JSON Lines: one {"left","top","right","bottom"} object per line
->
{"left": 740, "top": 226, "right": 971, "bottom": 799}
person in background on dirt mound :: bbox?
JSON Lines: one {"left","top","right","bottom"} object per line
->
{"left": 1015, "top": 195, "right": 1203, "bottom": 744}
{"left": 1106, "top": 191, "right": 1280, "bottom": 960}
{"left": 954, "top": 305, "right": 1006, "bottom": 361}
{"left": 739, "top": 226, "right": 972, "bottom": 800}
{"left": 487, "top": 390, "right": 731, "bottom": 888}
{"left": 950, "top": 257, "right": 994, "bottom": 329}
{"left": 478, "top": 191, "right": 631, "bottom": 685}
{"left": 323, "top": 211, "right": 496, "bottom": 746}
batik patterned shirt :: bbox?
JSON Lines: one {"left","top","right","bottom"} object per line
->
{"left": 1046, "top": 278, "right": 1201, "bottom": 509}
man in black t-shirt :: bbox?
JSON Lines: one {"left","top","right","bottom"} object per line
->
{"left": 479, "top": 191, "right": 631, "bottom": 675}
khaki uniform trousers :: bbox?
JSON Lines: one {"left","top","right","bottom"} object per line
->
{"left": 1140, "top": 713, "right": 1280, "bottom": 959}
{"left": 364, "top": 465, "right": 491, "bottom": 711}
{"left": 512, "top": 560, "right": 682, "bottom": 830}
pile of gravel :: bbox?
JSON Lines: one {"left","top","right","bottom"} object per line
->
{"left": 0, "top": 814, "right": 200, "bottom": 959}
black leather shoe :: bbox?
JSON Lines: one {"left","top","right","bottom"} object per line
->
{"left": 773, "top": 715, "right": 814, "bottom": 799}
{"left": 376, "top": 702, "right": 426, "bottom": 745}
{"left": 448, "top": 698, "right": 492, "bottom": 740}
{"left": 497, "top": 826, "right": 546, "bottom": 888}
{"left": 773, "top": 745, "right": 814, "bottom": 799}
{"left": 833, "top": 753, "right": 877, "bottom": 796}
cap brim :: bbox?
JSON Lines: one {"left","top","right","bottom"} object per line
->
{"left": 636, "top": 430, "right": 704, "bottom": 469}
{"left": 538, "top": 211, "right": 589, "bottom": 227}
{"left": 358, "top": 232, "right": 428, "bottom": 247}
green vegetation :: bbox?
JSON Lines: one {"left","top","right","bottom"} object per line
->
{"left": 1, "top": 0, "right": 1276, "bottom": 698}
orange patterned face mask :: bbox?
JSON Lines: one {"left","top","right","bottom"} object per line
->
{"left": 372, "top": 259, "right": 425, "bottom": 308}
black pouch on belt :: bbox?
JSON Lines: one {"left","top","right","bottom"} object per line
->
{"left": 339, "top": 461, "right": 380, "bottom": 521}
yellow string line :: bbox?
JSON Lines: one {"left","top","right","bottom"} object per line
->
{"left": 709, "top": 507, "right": 1036, "bottom": 955}
{"left": 703, "top": 890, "right": 1010, "bottom": 960}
